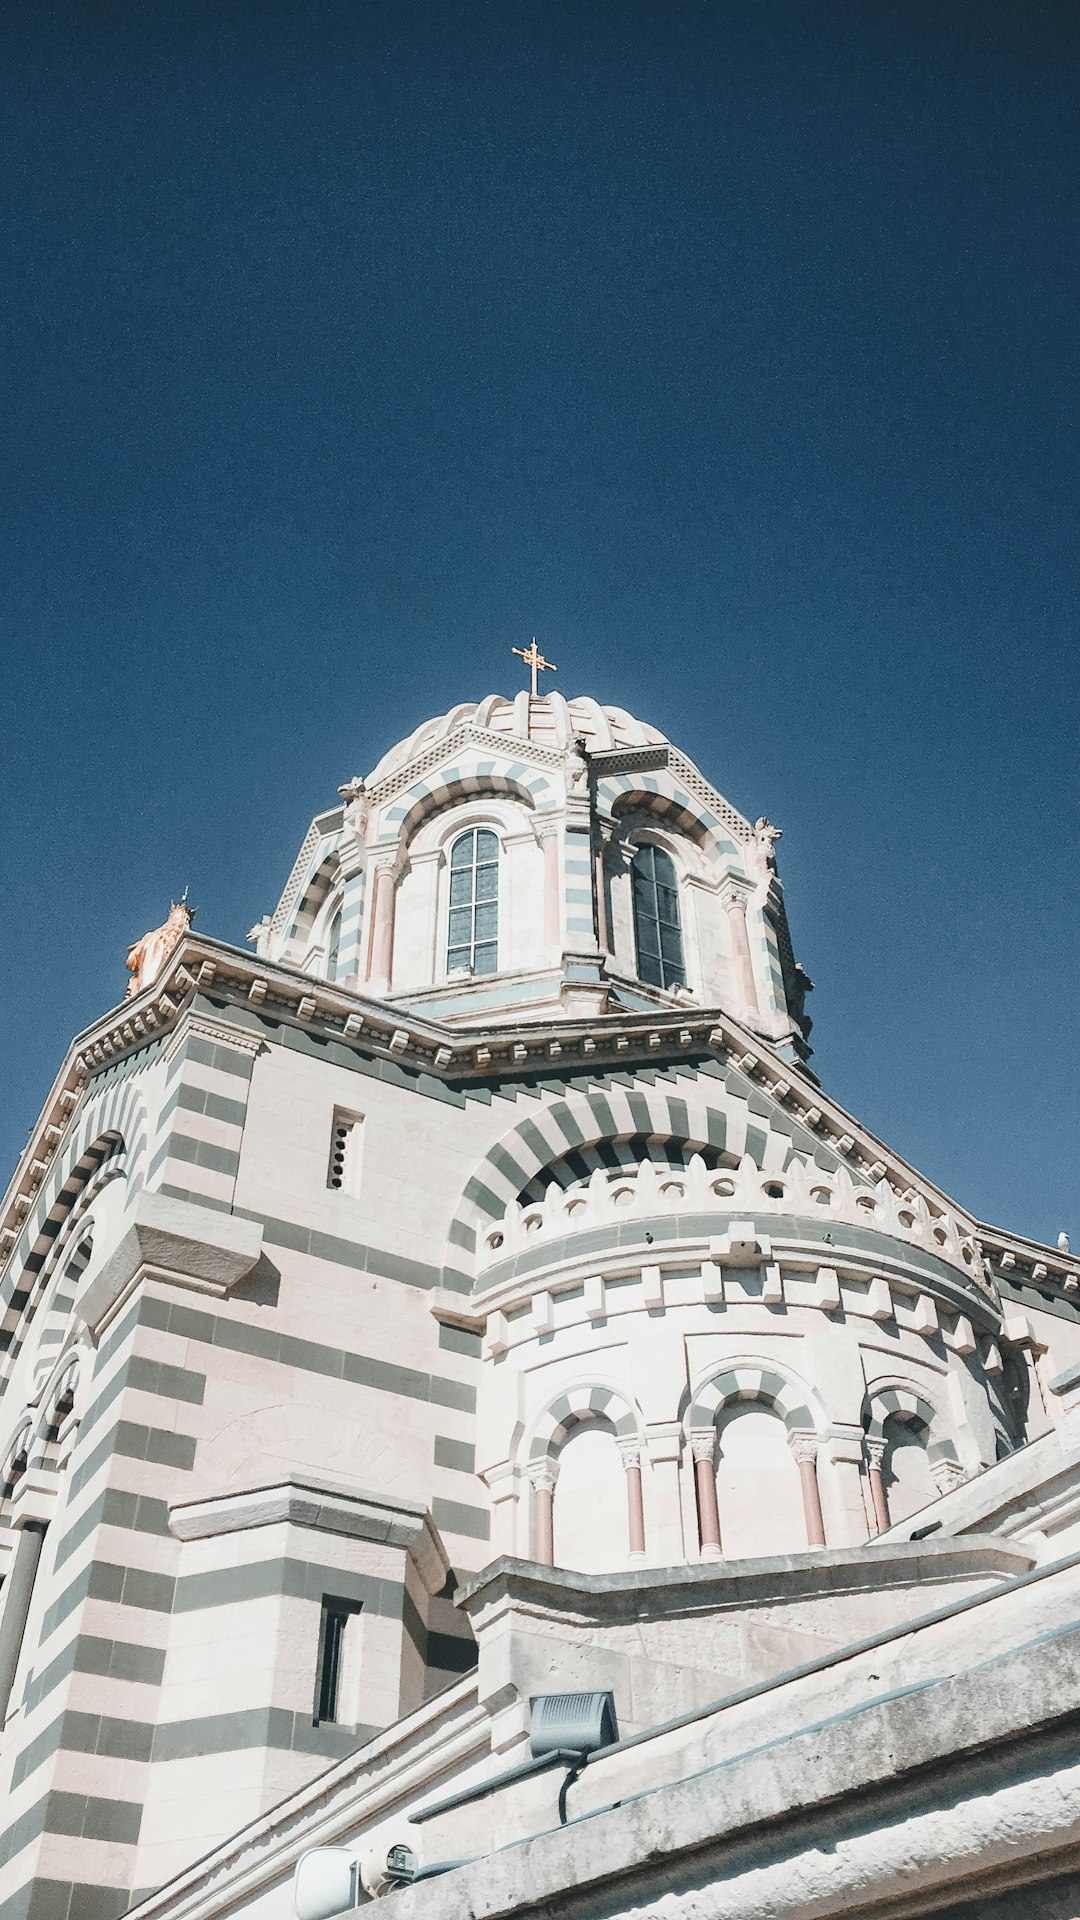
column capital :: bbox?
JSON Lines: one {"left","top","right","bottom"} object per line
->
{"left": 718, "top": 876, "right": 755, "bottom": 915}
{"left": 865, "top": 1439, "right": 887, "bottom": 1473}
{"left": 9, "top": 1470, "right": 58, "bottom": 1528}
{"left": 930, "top": 1457, "right": 966, "bottom": 1495}
{"left": 689, "top": 1428, "right": 716, "bottom": 1464}
{"left": 788, "top": 1429, "right": 820, "bottom": 1466}
{"left": 616, "top": 1437, "right": 642, "bottom": 1471}
{"left": 532, "top": 817, "right": 561, "bottom": 844}
{"left": 525, "top": 1458, "right": 558, "bottom": 1494}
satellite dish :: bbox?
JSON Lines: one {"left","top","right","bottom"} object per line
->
{"left": 294, "top": 1848, "right": 357, "bottom": 1920}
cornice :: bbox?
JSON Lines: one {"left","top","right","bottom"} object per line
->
{"left": 2, "top": 933, "right": 1078, "bottom": 1310}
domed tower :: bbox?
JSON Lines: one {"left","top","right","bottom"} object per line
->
{"left": 0, "top": 683, "right": 1076, "bottom": 1915}
{"left": 251, "top": 690, "right": 813, "bottom": 1061}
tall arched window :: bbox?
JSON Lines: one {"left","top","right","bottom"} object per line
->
{"left": 631, "top": 843, "right": 685, "bottom": 989}
{"left": 326, "top": 907, "right": 342, "bottom": 980}
{"left": 448, "top": 829, "right": 499, "bottom": 975}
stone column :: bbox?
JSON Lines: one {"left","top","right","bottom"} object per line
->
{"left": 822, "top": 1430, "right": 874, "bottom": 1547}
{"left": 0, "top": 1518, "right": 48, "bottom": 1725}
{"left": 643, "top": 1423, "right": 686, "bottom": 1566}
{"left": 789, "top": 1431, "right": 826, "bottom": 1548}
{"left": 866, "top": 1440, "right": 890, "bottom": 1535}
{"left": 365, "top": 860, "right": 397, "bottom": 989}
{"left": 618, "top": 1439, "right": 646, "bottom": 1558}
{"left": 526, "top": 1460, "right": 557, "bottom": 1567}
{"left": 719, "top": 880, "right": 759, "bottom": 1014}
{"left": 482, "top": 1461, "right": 520, "bottom": 1559}
{"left": 691, "top": 1429, "right": 722, "bottom": 1559}
{"left": 536, "top": 825, "right": 561, "bottom": 950}
{"left": 593, "top": 823, "right": 614, "bottom": 956}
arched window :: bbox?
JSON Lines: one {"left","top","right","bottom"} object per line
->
{"left": 714, "top": 1407, "right": 806, "bottom": 1558}
{"left": 448, "top": 829, "right": 499, "bottom": 976}
{"left": 631, "top": 843, "right": 685, "bottom": 989}
{"left": 326, "top": 906, "right": 342, "bottom": 980}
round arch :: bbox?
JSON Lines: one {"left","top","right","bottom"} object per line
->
{"left": 864, "top": 1380, "right": 958, "bottom": 1463}
{"left": 384, "top": 768, "right": 555, "bottom": 858}
{"left": 526, "top": 1380, "right": 641, "bottom": 1464}
{"left": 685, "top": 1357, "right": 826, "bottom": 1438}
{"left": 598, "top": 771, "right": 744, "bottom": 864}
{"left": 448, "top": 1080, "right": 761, "bottom": 1270}
{"left": 1, "top": 1075, "right": 149, "bottom": 1363}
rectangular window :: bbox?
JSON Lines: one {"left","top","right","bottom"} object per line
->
{"left": 327, "top": 1110, "right": 364, "bottom": 1194}
{"left": 314, "top": 1596, "right": 362, "bottom": 1724}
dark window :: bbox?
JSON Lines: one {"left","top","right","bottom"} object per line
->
{"left": 326, "top": 907, "right": 342, "bottom": 979}
{"left": 314, "top": 1596, "right": 361, "bottom": 1724}
{"left": 447, "top": 828, "right": 499, "bottom": 976}
{"left": 631, "top": 843, "right": 685, "bottom": 990}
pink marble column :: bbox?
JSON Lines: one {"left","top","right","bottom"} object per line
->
{"left": 618, "top": 1439, "right": 645, "bottom": 1557}
{"left": 789, "top": 1432, "right": 826, "bottom": 1548}
{"left": 365, "top": 862, "right": 396, "bottom": 987}
{"left": 866, "top": 1440, "right": 890, "bottom": 1536}
{"left": 720, "top": 881, "right": 759, "bottom": 1013}
{"left": 691, "top": 1430, "right": 722, "bottom": 1559}
{"left": 527, "top": 1461, "right": 557, "bottom": 1567}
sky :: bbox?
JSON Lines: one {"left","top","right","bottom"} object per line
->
{"left": 1, "top": 1, "right": 1077, "bottom": 1242}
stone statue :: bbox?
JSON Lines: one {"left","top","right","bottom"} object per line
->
{"left": 338, "top": 777, "right": 371, "bottom": 848}
{"left": 752, "top": 816, "right": 783, "bottom": 874}
{"left": 565, "top": 736, "right": 590, "bottom": 794}
{"left": 125, "top": 896, "right": 193, "bottom": 999}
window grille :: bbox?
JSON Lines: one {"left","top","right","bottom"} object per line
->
{"left": 327, "top": 1111, "right": 363, "bottom": 1193}
{"left": 631, "top": 843, "right": 686, "bottom": 990}
{"left": 447, "top": 828, "right": 499, "bottom": 976}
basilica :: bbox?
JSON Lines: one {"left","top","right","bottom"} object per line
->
{"left": 1, "top": 680, "right": 1080, "bottom": 1920}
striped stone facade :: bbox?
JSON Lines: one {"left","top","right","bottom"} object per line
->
{"left": 2, "top": 691, "right": 1079, "bottom": 1920}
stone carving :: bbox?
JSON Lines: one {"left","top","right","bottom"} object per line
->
{"left": 125, "top": 897, "right": 192, "bottom": 1000}
{"left": 930, "top": 1457, "right": 966, "bottom": 1496}
{"left": 565, "top": 735, "right": 591, "bottom": 794}
{"left": 338, "top": 776, "right": 371, "bottom": 847}
{"left": 751, "top": 816, "right": 783, "bottom": 876}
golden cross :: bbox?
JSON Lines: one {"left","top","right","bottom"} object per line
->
{"left": 511, "top": 637, "right": 557, "bottom": 697}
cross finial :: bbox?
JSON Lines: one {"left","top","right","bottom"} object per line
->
{"left": 511, "top": 637, "right": 557, "bottom": 697}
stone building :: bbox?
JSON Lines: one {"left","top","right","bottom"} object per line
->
{"left": 1, "top": 687, "right": 1079, "bottom": 1920}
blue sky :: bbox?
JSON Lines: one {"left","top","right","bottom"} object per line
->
{"left": 1, "top": 2, "right": 1077, "bottom": 1242}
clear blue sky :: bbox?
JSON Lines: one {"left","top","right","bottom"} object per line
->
{"left": 1, "top": 2, "right": 1077, "bottom": 1243}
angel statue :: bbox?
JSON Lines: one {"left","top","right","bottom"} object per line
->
{"left": 125, "top": 893, "right": 194, "bottom": 999}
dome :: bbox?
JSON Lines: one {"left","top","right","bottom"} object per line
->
{"left": 367, "top": 692, "right": 667, "bottom": 786}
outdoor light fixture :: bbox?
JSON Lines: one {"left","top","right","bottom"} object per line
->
{"left": 293, "top": 1848, "right": 358, "bottom": 1920}
{"left": 294, "top": 1841, "right": 418, "bottom": 1918}
{"left": 529, "top": 1690, "right": 619, "bottom": 1759}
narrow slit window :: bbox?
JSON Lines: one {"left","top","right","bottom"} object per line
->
{"left": 326, "top": 906, "right": 342, "bottom": 980}
{"left": 327, "top": 1110, "right": 364, "bottom": 1193}
{"left": 447, "top": 828, "right": 499, "bottom": 976}
{"left": 314, "top": 1596, "right": 362, "bottom": 1725}
{"left": 631, "top": 843, "right": 686, "bottom": 990}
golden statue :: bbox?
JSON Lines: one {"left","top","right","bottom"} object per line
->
{"left": 126, "top": 894, "right": 193, "bottom": 999}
